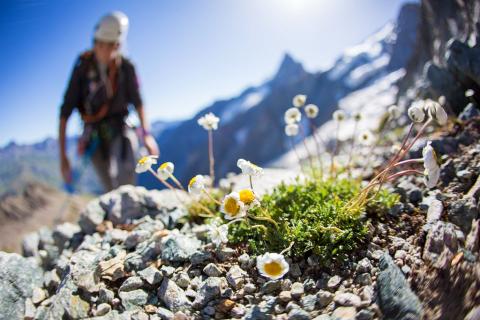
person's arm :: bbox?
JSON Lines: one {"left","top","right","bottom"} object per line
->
{"left": 136, "top": 105, "right": 159, "bottom": 156}
{"left": 59, "top": 117, "right": 72, "bottom": 184}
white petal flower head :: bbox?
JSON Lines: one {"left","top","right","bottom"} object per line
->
{"left": 221, "top": 192, "right": 247, "bottom": 220}
{"left": 197, "top": 112, "right": 220, "bottom": 131}
{"left": 284, "top": 107, "right": 302, "bottom": 124}
{"left": 359, "top": 130, "right": 374, "bottom": 146}
{"left": 388, "top": 105, "right": 401, "bottom": 119}
{"left": 188, "top": 175, "right": 205, "bottom": 194}
{"left": 465, "top": 89, "right": 475, "bottom": 97}
{"left": 424, "top": 167, "right": 440, "bottom": 189}
{"left": 425, "top": 99, "right": 448, "bottom": 125}
{"left": 285, "top": 124, "right": 299, "bottom": 136}
{"left": 422, "top": 141, "right": 439, "bottom": 172}
{"left": 237, "top": 159, "right": 264, "bottom": 176}
{"left": 208, "top": 223, "right": 229, "bottom": 247}
{"left": 305, "top": 104, "right": 319, "bottom": 118}
{"left": 438, "top": 95, "right": 446, "bottom": 106}
{"left": 407, "top": 104, "right": 425, "bottom": 123}
{"left": 157, "top": 162, "right": 174, "bottom": 180}
{"left": 333, "top": 110, "right": 346, "bottom": 122}
{"left": 353, "top": 112, "right": 362, "bottom": 122}
{"left": 293, "top": 94, "right": 307, "bottom": 108}
{"left": 135, "top": 155, "right": 158, "bottom": 173}
{"left": 256, "top": 252, "right": 290, "bottom": 280}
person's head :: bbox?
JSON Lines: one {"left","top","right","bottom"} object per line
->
{"left": 93, "top": 11, "right": 129, "bottom": 64}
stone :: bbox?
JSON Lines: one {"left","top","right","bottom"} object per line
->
{"left": 98, "top": 250, "right": 127, "bottom": 282}
{"left": 157, "top": 307, "right": 175, "bottom": 320}
{"left": 52, "top": 222, "right": 82, "bottom": 249}
{"left": 426, "top": 199, "right": 443, "bottom": 224}
{"left": 288, "top": 308, "right": 310, "bottom": 320}
{"left": 119, "top": 289, "right": 149, "bottom": 310}
{"left": 125, "top": 230, "right": 151, "bottom": 250}
{"left": 24, "top": 298, "right": 35, "bottom": 320}
{"left": 161, "top": 233, "right": 202, "bottom": 263}
{"left": 301, "top": 294, "right": 318, "bottom": 311}
{"left": 334, "top": 292, "right": 361, "bottom": 307}
{"left": 193, "top": 277, "right": 222, "bottom": 308}
{"left": 466, "top": 219, "right": 480, "bottom": 252}
{"left": 231, "top": 305, "right": 246, "bottom": 318}
{"left": 279, "top": 290, "right": 292, "bottom": 303}
{"left": 226, "top": 265, "right": 247, "bottom": 289}
{"left": 360, "top": 286, "right": 374, "bottom": 304}
{"left": 394, "top": 250, "right": 407, "bottom": 260}
{"left": 99, "top": 287, "right": 115, "bottom": 304}
{"left": 355, "top": 309, "right": 374, "bottom": 320}
{"left": 291, "top": 282, "right": 305, "bottom": 299}
{"left": 0, "top": 252, "right": 43, "bottom": 319}
{"left": 377, "top": 253, "right": 422, "bottom": 320}
{"left": 217, "top": 299, "right": 236, "bottom": 313}
{"left": 175, "top": 272, "right": 190, "bottom": 289}
{"left": 262, "top": 280, "right": 282, "bottom": 294}
{"left": 448, "top": 197, "right": 478, "bottom": 233}
{"left": 244, "top": 305, "right": 270, "bottom": 320}
{"left": 289, "top": 263, "right": 302, "bottom": 278}
{"left": 217, "top": 247, "right": 236, "bottom": 261}
{"left": 313, "top": 315, "right": 332, "bottom": 320}
{"left": 22, "top": 232, "right": 40, "bottom": 257}
{"left": 327, "top": 276, "right": 342, "bottom": 290}
{"left": 331, "top": 306, "right": 356, "bottom": 320}
{"left": 423, "top": 221, "right": 459, "bottom": 267}
{"left": 157, "top": 278, "right": 191, "bottom": 312}
{"left": 355, "top": 273, "right": 372, "bottom": 286}
{"left": 160, "top": 265, "right": 176, "bottom": 277}
{"left": 317, "top": 290, "right": 334, "bottom": 307}
{"left": 244, "top": 283, "right": 257, "bottom": 294}
{"left": 238, "top": 253, "right": 252, "bottom": 269}
{"left": 138, "top": 266, "right": 163, "bottom": 285}
{"left": 190, "top": 251, "right": 213, "bottom": 266}
{"left": 78, "top": 199, "right": 107, "bottom": 234}
{"left": 120, "top": 276, "right": 144, "bottom": 292}
{"left": 356, "top": 258, "right": 372, "bottom": 274}
{"left": 203, "top": 263, "right": 224, "bottom": 277}
{"left": 94, "top": 303, "right": 112, "bottom": 316}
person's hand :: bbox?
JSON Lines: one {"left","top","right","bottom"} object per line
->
{"left": 60, "top": 156, "right": 72, "bottom": 184}
{"left": 144, "top": 134, "right": 160, "bottom": 156}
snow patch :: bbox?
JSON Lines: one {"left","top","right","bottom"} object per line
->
{"left": 221, "top": 86, "right": 270, "bottom": 124}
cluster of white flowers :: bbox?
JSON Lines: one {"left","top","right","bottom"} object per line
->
{"left": 293, "top": 94, "right": 307, "bottom": 108}
{"left": 197, "top": 112, "right": 220, "bottom": 130}
{"left": 407, "top": 98, "right": 448, "bottom": 125}
{"left": 284, "top": 94, "right": 320, "bottom": 137}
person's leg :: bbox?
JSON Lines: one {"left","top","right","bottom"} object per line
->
{"left": 110, "top": 128, "right": 138, "bottom": 188}
{"left": 90, "top": 147, "right": 114, "bottom": 192}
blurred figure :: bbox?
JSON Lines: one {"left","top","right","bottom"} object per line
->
{"left": 58, "top": 11, "right": 159, "bottom": 192}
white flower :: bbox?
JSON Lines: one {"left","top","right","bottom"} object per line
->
{"left": 219, "top": 178, "right": 231, "bottom": 190}
{"left": 422, "top": 141, "right": 439, "bottom": 172}
{"left": 284, "top": 108, "right": 302, "bottom": 124}
{"left": 353, "top": 111, "right": 362, "bottom": 122}
{"left": 220, "top": 192, "right": 247, "bottom": 220}
{"left": 237, "top": 159, "right": 263, "bottom": 176}
{"left": 388, "top": 105, "right": 401, "bottom": 119}
{"left": 188, "top": 175, "right": 205, "bottom": 194}
{"left": 293, "top": 94, "right": 307, "bottom": 108}
{"left": 407, "top": 104, "right": 425, "bottom": 123}
{"left": 305, "top": 104, "right": 319, "bottom": 118}
{"left": 424, "top": 167, "right": 440, "bottom": 189}
{"left": 207, "top": 221, "right": 228, "bottom": 247}
{"left": 285, "top": 123, "right": 299, "bottom": 136}
{"left": 333, "top": 110, "right": 346, "bottom": 122}
{"left": 135, "top": 155, "right": 158, "bottom": 173}
{"left": 157, "top": 162, "right": 174, "bottom": 180}
{"left": 465, "top": 89, "right": 475, "bottom": 97}
{"left": 438, "top": 95, "right": 446, "bottom": 105}
{"left": 425, "top": 99, "right": 448, "bottom": 125}
{"left": 359, "top": 130, "right": 374, "bottom": 146}
{"left": 256, "top": 252, "right": 289, "bottom": 280}
{"left": 197, "top": 112, "right": 220, "bottom": 130}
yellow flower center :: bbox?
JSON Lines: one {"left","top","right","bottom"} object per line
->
{"left": 138, "top": 156, "right": 148, "bottom": 165}
{"left": 160, "top": 162, "right": 169, "bottom": 170}
{"left": 264, "top": 261, "right": 283, "bottom": 277}
{"left": 239, "top": 189, "right": 255, "bottom": 204}
{"left": 224, "top": 197, "right": 240, "bottom": 216}
{"left": 189, "top": 176, "right": 197, "bottom": 188}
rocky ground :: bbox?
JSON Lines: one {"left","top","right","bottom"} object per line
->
{"left": 1, "top": 113, "right": 480, "bottom": 320}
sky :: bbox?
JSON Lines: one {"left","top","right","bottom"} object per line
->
{"left": 0, "top": 0, "right": 414, "bottom": 146}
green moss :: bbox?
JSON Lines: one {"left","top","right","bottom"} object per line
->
{"left": 228, "top": 178, "right": 398, "bottom": 264}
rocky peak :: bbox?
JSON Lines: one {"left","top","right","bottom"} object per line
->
{"left": 269, "top": 53, "right": 307, "bottom": 87}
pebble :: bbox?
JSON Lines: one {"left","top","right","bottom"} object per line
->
{"left": 138, "top": 266, "right": 163, "bottom": 285}
{"left": 94, "top": 303, "right": 111, "bottom": 317}
{"left": 301, "top": 294, "right": 318, "bottom": 311}
{"left": 331, "top": 306, "right": 356, "bottom": 320}
{"left": 279, "top": 290, "right": 293, "bottom": 303}
{"left": 355, "top": 273, "right": 372, "bottom": 286}
{"left": 119, "top": 276, "right": 144, "bottom": 292}
{"left": 333, "top": 292, "right": 361, "bottom": 307}
{"left": 291, "top": 282, "right": 305, "bottom": 299}
{"left": 203, "top": 263, "right": 224, "bottom": 277}
{"left": 317, "top": 290, "right": 334, "bottom": 307}
{"left": 231, "top": 305, "right": 246, "bottom": 318}
{"left": 244, "top": 283, "right": 257, "bottom": 294}
{"left": 226, "top": 265, "right": 246, "bottom": 289}
{"left": 288, "top": 308, "right": 311, "bottom": 320}
{"left": 327, "top": 276, "right": 342, "bottom": 290}
{"left": 355, "top": 309, "right": 374, "bottom": 320}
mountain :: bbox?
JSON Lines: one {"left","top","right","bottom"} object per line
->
{"left": 141, "top": 3, "right": 420, "bottom": 188}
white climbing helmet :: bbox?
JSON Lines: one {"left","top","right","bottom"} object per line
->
{"left": 94, "top": 11, "right": 129, "bottom": 44}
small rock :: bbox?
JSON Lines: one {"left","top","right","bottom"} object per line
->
{"left": 217, "top": 247, "right": 236, "bottom": 261}
{"left": 125, "top": 230, "right": 151, "bottom": 250}
{"left": 331, "top": 306, "right": 356, "bottom": 320}
{"left": 466, "top": 219, "right": 480, "bottom": 252}
{"left": 238, "top": 253, "right": 252, "bottom": 269}
{"left": 190, "top": 251, "right": 213, "bottom": 266}
{"left": 355, "top": 273, "right": 372, "bottom": 286}
{"left": 423, "top": 221, "right": 459, "bottom": 268}
{"left": 317, "top": 290, "right": 334, "bottom": 307}
{"left": 31, "top": 287, "right": 47, "bottom": 305}
{"left": 244, "top": 283, "right": 257, "bottom": 294}
{"left": 99, "top": 287, "right": 115, "bottom": 304}
{"left": 175, "top": 272, "right": 190, "bottom": 289}
{"left": 94, "top": 303, "right": 111, "bottom": 316}
{"left": 394, "top": 250, "right": 407, "bottom": 260}
{"left": 360, "top": 286, "right": 374, "bottom": 304}
{"left": 262, "top": 280, "right": 282, "bottom": 294}
{"left": 301, "top": 294, "right": 317, "bottom": 311}
{"left": 448, "top": 197, "right": 478, "bottom": 233}
{"left": 193, "top": 277, "right": 222, "bottom": 308}
{"left": 144, "top": 304, "right": 157, "bottom": 314}
{"left": 426, "top": 199, "right": 443, "bottom": 224}
{"left": 203, "top": 263, "right": 224, "bottom": 277}
{"left": 217, "top": 299, "right": 236, "bottom": 313}
{"left": 356, "top": 258, "right": 372, "bottom": 274}
{"left": 161, "top": 233, "right": 202, "bottom": 263}
{"left": 279, "top": 291, "right": 292, "bottom": 303}
{"left": 288, "top": 308, "right": 310, "bottom": 320}
{"left": 291, "top": 282, "right": 305, "bottom": 299}
{"left": 327, "top": 276, "right": 342, "bottom": 290}
{"left": 157, "top": 307, "right": 175, "bottom": 320}
{"left": 119, "top": 276, "right": 144, "bottom": 292}
{"left": 401, "top": 265, "right": 411, "bottom": 275}
{"left": 98, "top": 251, "right": 127, "bottom": 281}
{"left": 289, "top": 264, "right": 302, "bottom": 278}
{"left": 355, "top": 309, "right": 374, "bottom": 320}
{"left": 231, "top": 305, "right": 246, "bottom": 318}
{"left": 157, "top": 278, "right": 191, "bottom": 312}
{"left": 119, "top": 289, "right": 148, "bottom": 310}
{"left": 226, "top": 265, "right": 246, "bottom": 289}
{"left": 334, "top": 292, "right": 361, "bottom": 307}
{"left": 138, "top": 266, "right": 163, "bottom": 285}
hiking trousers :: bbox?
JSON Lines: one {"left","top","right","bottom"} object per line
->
{"left": 91, "top": 127, "right": 139, "bottom": 192}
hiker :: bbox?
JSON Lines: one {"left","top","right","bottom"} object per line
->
{"left": 58, "top": 11, "right": 159, "bottom": 192}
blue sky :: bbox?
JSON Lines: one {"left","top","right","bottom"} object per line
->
{"left": 0, "top": 0, "right": 414, "bottom": 146}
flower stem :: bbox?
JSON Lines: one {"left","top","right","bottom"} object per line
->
{"left": 208, "top": 129, "right": 215, "bottom": 186}
{"left": 331, "top": 122, "right": 340, "bottom": 179}
{"left": 280, "top": 241, "right": 295, "bottom": 255}
{"left": 346, "top": 120, "right": 359, "bottom": 176}
{"left": 309, "top": 120, "right": 324, "bottom": 179}
{"left": 248, "top": 213, "right": 278, "bottom": 228}
{"left": 299, "top": 124, "right": 317, "bottom": 179}
{"left": 249, "top": 175, "right": 254, "bottom": 191}
{"left": 202, "top": 188, "right": 222, "bottom": 206}
{"left": 290, "top": 137, "right": 306, "bottom": 176}
{"left": 169, "top": 174, "right": 185, "bottom": 191}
